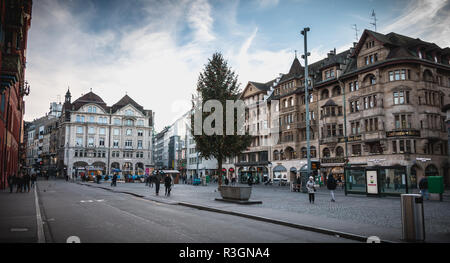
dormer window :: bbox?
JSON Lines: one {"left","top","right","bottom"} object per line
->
{"left": 125, "top": 109, "right": 134, "bottom": 116}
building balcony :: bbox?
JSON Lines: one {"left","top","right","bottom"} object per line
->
{"left": 5, "top": 9, "right": 24, "bottom": 28}
{"left": 0, "top": 53, "right": 22, "bottom": 86}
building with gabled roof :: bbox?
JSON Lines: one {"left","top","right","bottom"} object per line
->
{"left": 57, "top": 90, "right": 154, "bottom": 179}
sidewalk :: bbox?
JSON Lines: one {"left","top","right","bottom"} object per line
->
{"left": 0, "top": 187, "right": 38, "bottom": 243}
{"left": 78, "top": 181, "right": 450, "bottom": 243}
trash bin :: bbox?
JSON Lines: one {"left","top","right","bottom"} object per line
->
{"left": 428, "top": 176, "right": 444, "bottom": 201}
{"left": 401, "top": 194, "right": 425, "bottom": 242}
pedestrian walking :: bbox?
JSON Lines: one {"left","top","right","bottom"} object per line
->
{"left": 7, "top": 174, "right": 15, "bottom": 193}
{"left": 16, "top": 173, "right": 23, "bottom": 193}
{"left": 155, "top": 171, "right": 161, "bottom": 196}
{"left": 327, "top": 173, "right": 337, "bottom": 202}
{"left": 386, "top": 176, "right": 391, "bottom": 189}
{"left": 164, "top": 174, "right": 172, "bottom": 196}
{"left": 23, "top": 172, "right": 31, "bottom": 193}
{"left": 306, "top": 176, "right": 316, "bottom": 204}
{"left": 149, "top": 174, "right": 154, "bottom": 188}
{"left": 394, "top": 176, "right": 399, "bottom": 191}
{"left": 419, "top": 177, "right": 429, "bottom": 200}
{"left": 31, "top": 173, "right": 37, "bottom": 188}
{"left": 231, "top": 176, "right": 236, "bottom": 186}
{"left": 111, "top": 173, "right": 117, "bottom": 187}
{"left": 224, "top": 177, "right": 229, "bottom": 185}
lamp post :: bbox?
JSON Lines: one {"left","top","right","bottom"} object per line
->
{"left": 301, "top": 27, "right": 311, "bottom": 180}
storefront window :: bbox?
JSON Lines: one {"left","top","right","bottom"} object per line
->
{"left": 379, "top": 167, "right": 407, "bottom": 194}
{"left": 345, "top": 169, "right": 366, "bottom": 194}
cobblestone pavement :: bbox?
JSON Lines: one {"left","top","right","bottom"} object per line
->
{"left": 79, "top": 180, "right": 450, "bottom": 242}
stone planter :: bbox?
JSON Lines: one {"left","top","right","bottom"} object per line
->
{"left": 218, "top": 185, "right": 253, "bottom": 201}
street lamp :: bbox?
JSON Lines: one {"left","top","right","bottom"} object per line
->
{"left": 301, "top": 27, "right": 311, "bottom": 179}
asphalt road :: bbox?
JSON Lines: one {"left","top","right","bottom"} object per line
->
{"left": 36, "top": 180, "right": 356, "bottom": 243}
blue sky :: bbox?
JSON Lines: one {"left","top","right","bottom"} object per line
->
{"left": 24, "top": 0, "right": 450, "bottom": 131}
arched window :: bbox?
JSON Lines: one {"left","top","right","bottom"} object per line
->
{"left": 321, "top": 89, "right": 329, "bottom": 100}
{"left": 273, "top": 150, "right": 279, "bottom": 161}
{"left": 423, "top": 69, "right": 433, "bottom": 82}
{"left": 425, "top": 164, "right": 439, "bottom": 176}
{"left": 364, "top": 74, "right": 376, "bottom": 86}
{"left": 301, "top": 147, "right": 307, "bottom": 158}
{"left": 335, "top": 146, "right": 344, "bottom": 157}
{"left": 310, "top": 146, "right": 317, "bottom": 158}
{"left": 323, "top": 148, "right": 331, "bottom": 158}
{"left": 332, "top": 86, "right": 341, "bottom": 96}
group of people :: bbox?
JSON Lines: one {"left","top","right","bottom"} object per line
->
{"left": 145, "top": 171, "right": 173, "bottom": 196}
{"left": 305, "top": 174, "right": 337, "bottom": 204}
{"left": 7, "top": 172, "right": 38, "bottom": 193}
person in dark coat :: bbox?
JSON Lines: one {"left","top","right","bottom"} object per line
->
{"left": 111, "top": 173, "right": 117, "bottom": 187}
{"left": 7, "top": 174, "right": 15, "bottom": 193}
{"left": 16, "top": 173, "right": 23, "bottom": 193}
{"left": 31, "top": 173, "right": 37, "bottom": 188}
{"left": 224, "top": 177, "right": 229, "bottom": 185}
{"left": 327, "top": 173, "right": 337, "bottom": 202}
{"left": 154, "top": 171, "right": 161, "bottom": 196}
{"left": 164, "top": 174, "right": 172, "bottom": 196}
{"left": 23, "top": 172, "right": 31, "bottom": 192}
{"left": 419, "top": 177, "right": 429, "bottom": 200}
{"left": 149, "top": 174, "right": 154, "bottom": 188}
{"left": 247, "top": 175, "right": 253, "bottom": 186}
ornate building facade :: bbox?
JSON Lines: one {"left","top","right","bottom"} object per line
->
{"left": 0, "top": 0, "right": 32, "bottom": 189}
{"left": 244, "top": 29, "right": 449, "bottom": 188}
{"left": 58, "top": 90, "right": 154, "bottom": 179}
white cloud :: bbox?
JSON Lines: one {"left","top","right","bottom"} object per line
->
{"left": 381, "top": 0, "right": 450, "bottom": 47}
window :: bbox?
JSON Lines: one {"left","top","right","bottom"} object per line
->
{"left": 76, "top": 115, "right": 85, "bottom": 123}
{"left": 138, "top": 140, "right": 143, "bottom": 149}
{"left": 113, "top": 140, "right": 119, "bottom": 148}
{"left": 99, "top": 137, "right": 105, "bottom": 147}
{"left": 125, "top": 119, "right": 134, "bottom": 126}
{"left": 352, "top": 144, "right": 362, "bottom": 156}
{"left": 88, "top": 137, "right": 94, "bottom": 147}
{"left": 88, "top": 127, "right": 95, "bottom": 134}
{"left": 113, "top": 128, "right": 119, "bottom": 136}
{"left": 99, "top": 128, "right": 106, "bottom": 135}
{"left": 137, "top": 120, "right": 144, "bottom": 126}
{"left": 89, "top": 116, "right": 95, "bottom": 123}
{"left": 125, "top": 109, "right": 134, "bottom": 116}
{"left": 125, "top": 140, "right": 133, "bottom": 148}
{"left": 138, "top": 130, "right": 143, "bottom": 136}
{"left": 76, "top": 127, "right": 83, "bottom": 134}
{"left": 114, "top": 118, "right": 121, "bottom": 125}
{"left": 126, "top": 129, "right": 132, "bottom": 136}
{"left": 76, "top": 137, "right": 83, "bottom": 146}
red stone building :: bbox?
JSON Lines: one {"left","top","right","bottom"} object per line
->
{"left": 0, "top": 0, "right": 33, "bottom": 189}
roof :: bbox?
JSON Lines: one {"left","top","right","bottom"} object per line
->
{"left": 71, "top": 91, "right": 108, "bottom": 111}
{"left": 321, "top": 99, "right": 338, "bottom": 107}
{"left": 111, "top": 95, "right": 145, "bottom": 114}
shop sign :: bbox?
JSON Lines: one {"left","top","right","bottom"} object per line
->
{"left": 386, "top": 130, "right": 420, "bottom": 137}
{"left": 338, "top": 135, "right": 362, "bottom": 143}
{"left": 321, "top": 157, "right": 345, "bottom": 164}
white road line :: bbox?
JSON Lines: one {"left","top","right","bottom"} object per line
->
{"left": 34, "top": 186, "right": 46, "bottom": 243}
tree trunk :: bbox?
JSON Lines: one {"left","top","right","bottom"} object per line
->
{"left": 217, "top": 155, "right": 222, "bottom": 189}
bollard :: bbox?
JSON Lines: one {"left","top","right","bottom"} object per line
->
{"left": 401, "top": 194, "right": 425, "bottom": 242}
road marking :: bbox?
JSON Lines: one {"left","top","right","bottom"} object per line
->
{"left": 34, "top": 186, "right": 46, "bottom": 243}
{"left": 10, "top": 228, "right": 29, "bottom": 232}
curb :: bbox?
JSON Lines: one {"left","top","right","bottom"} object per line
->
{"left": 177, "top": 201, "right": 395, "bottom": 243}
{"left": 77, "top": 182, "right": 396, "bottom": 243}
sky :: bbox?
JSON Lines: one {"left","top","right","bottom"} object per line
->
{"left": 24, "top": 0, "right": 450, "bottom": 131}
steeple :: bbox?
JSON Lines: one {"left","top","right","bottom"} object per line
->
{"left": 288, "top": 56, "right": 303, "bottom": 75}
{"left": 65, "top": 87, "right": 71, "bottom": 103}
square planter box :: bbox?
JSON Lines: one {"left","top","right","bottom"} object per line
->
{"left": 219, "top": 185, "right": 252, "bottom": 201}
